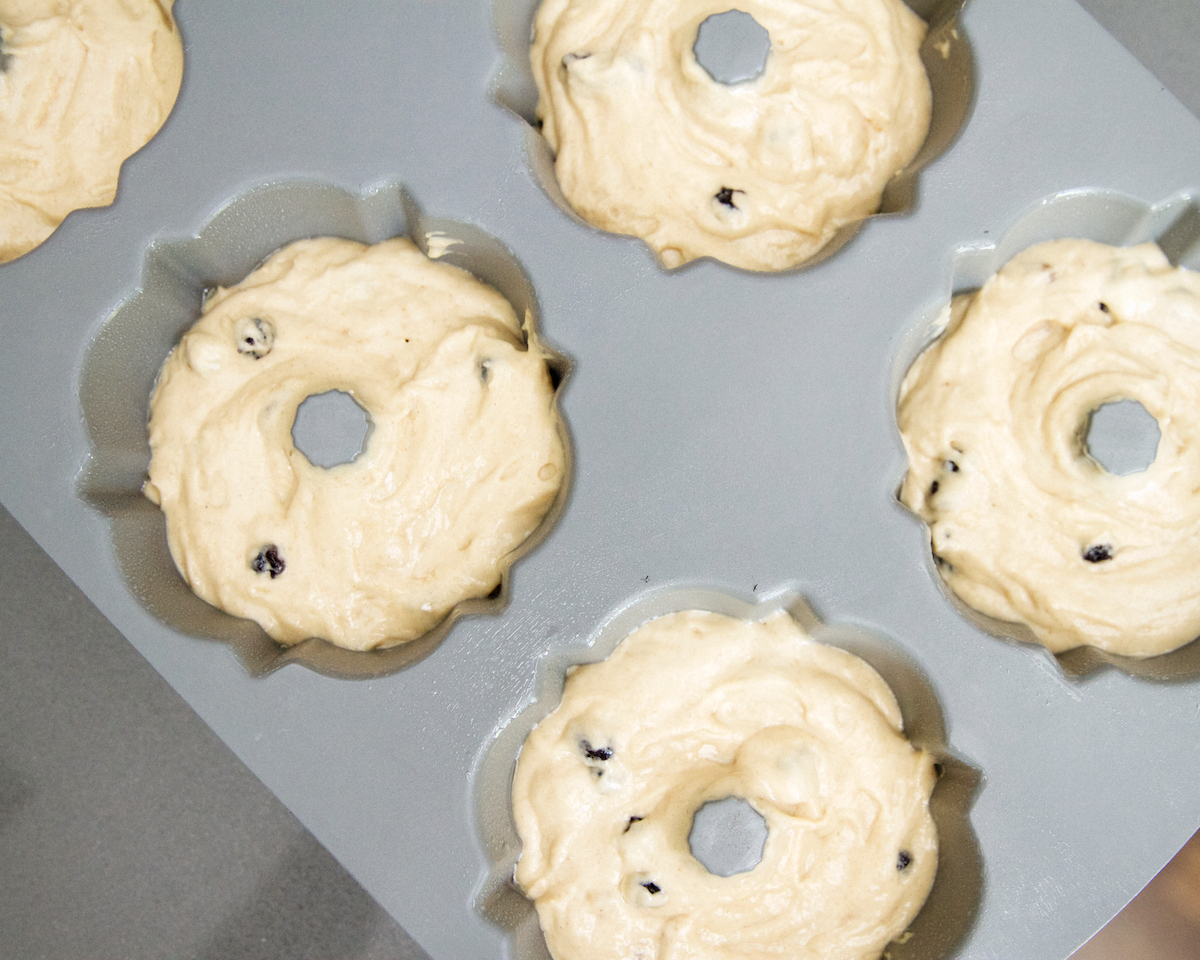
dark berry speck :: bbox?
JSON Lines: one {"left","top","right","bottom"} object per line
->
{"left": 251, "top": 544, "right": 286, "bottom": 578}
{"left": 1083, "top": 544, "right": 1113, "bottom": 563}
{"left": 897, "top": 850, "right": 913, "bottom": 871}
{"left": 582, "top": 740, "right": 612, "bottom": 761}
{"left": 929, "top": 480, "right": 939, "bottom": 496}
{"left": 716, "top": 187, "right": 738, "bottom": 209}
{"left": 641, "top": 881, "right": 661, "bottom": 894}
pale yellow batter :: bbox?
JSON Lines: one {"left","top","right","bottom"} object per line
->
{"left": 513, "top": 609, "right": 938, "bottom": 960}
{"left": 145, "top": 237, "right": 567, "bottom": 652}
{"left": 530, "top": 0, "right": 931, "bottom": 271}
{"left": 0, "top": 0, "right": 183, "bottom": 264}
{"left": 899, "top": 239, "right": 1200, "bottom": 658}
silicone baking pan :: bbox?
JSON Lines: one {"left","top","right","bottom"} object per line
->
{"left": 3, "top": 1, "right": 1200, "bottom": 957}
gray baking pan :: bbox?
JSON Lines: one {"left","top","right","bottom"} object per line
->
{"left": 4, "top": 1, "right": 1200, "bottom": 958}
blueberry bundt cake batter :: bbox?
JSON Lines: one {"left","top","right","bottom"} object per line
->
{"left": 145, "top": 236, "right": 566, "bottom": 651}
{"left": 0, "top": 0, "right": 183, "bottom": 263}
{"left": 512, "top": 609, "right": 938, "bottom": 960}
{"left": 529, "top": 0, "right": 931, "bottom": 271}
{"left": 899, "top": 239, "right": 1200, "bottom": 657}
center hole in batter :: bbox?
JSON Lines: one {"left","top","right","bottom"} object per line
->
{"left": 693, "top": 10, "right": 770, "bottom": 85}
{"left": 1085, "top": 399, "right": 1160, "bottom": 476}
{"left": 687, "top": 796, "right": 768, "bottom": 877}
{"left": 291, "top": 390, "right": 372, "bottom": 468}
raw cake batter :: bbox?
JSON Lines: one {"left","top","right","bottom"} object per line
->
{"left": 145, "top": 236, "right": 567, "bottom": 651}
{"left": 0, "top": 0, "right": 183, "bottom": 263}
{"left": 530, "top": 0, "right": 931, "bottom": 271}
{"left": 513, "top": 609, "right": 938, "bottom": 960}
{"left": 899, "top": 239, "right": 1200, "bottom": 658}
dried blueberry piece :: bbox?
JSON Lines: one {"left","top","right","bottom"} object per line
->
{"left": 1098, "top": 301, "right": 1111, "bottom": 313}
{"left": 929, "top": 480, "right": 940, "bottom": 496}
{"left": 945, "top": 459, "right": 960, "bottom": 472}
{"left": 624, "top": 816, "right": 644, "bottom": 833}
{"left": 714, "top": 187, "right": 747, "bottom": 210}
{"left": 235, "top": 317, "right": 275, "bottom": 359}
{"left": 251, "top": 544, "right": 286, "bottom": 578}
{"left": 581, "top": 740, "right": 613, "bottom": 762}
{"left": 641, "top": 881, "right": 661, "bottom": 895}
{"left": 1083, "top": 544, "right": 1113, "bottom": 563}
{"left": 897, "top": 850, "right": 913, "bottom": 871}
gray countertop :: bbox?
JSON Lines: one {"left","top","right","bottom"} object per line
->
{"left": 3, "top": 1, "right": 1200, "bottom": 958}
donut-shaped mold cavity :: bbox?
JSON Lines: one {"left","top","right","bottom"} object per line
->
{"left": 892, "top": 188, "right": 1200, "bottom": 680}
{"left": 473, "top": 584, "right": 980, "bottom": 960}
{"left": 490, "top": 0, "right": 973, "bottom": 272}
{"left": 78, "top": 180, "right": 572, "bottom": 678}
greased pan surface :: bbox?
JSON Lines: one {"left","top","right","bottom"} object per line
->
{"left": 3, "top": 1, "right": 1200, "bottom": 958}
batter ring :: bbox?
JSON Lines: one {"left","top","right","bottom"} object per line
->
{"left": 529, "top": 0, "right": 931, "bottom": 271}
{"left": 145, "top": 236, "right": 567, "bottom": 652}
{"left": 512, "top": 609, "right": 938, "bottom": 960}
{"left": 898, "top": 238, "right": 1200, "bottom": 658}
{"left": 1, "top": 0, "right": 184, "bottom": 264}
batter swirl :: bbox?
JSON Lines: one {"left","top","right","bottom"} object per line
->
{"left": 899, "top": 239, "right": 1200, "bottom": 657}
